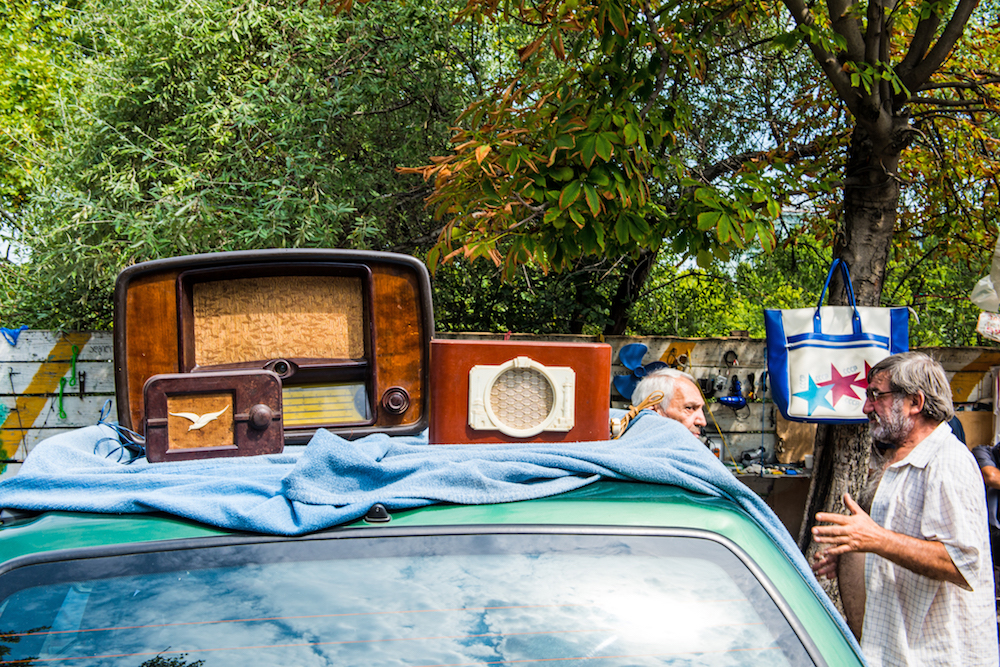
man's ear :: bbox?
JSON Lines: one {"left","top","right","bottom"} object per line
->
{"left": 907, "top": 391, "right": 926, "bottom": 416}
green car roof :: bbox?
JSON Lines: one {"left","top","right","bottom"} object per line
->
{"left": 0, "top": 480, "right": 863, "bottom": 665}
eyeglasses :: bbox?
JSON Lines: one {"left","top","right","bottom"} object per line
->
{"left": 866, "top": 388, "right": 904, "bottom": 402}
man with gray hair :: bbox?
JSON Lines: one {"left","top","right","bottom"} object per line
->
{"left": 631, "top": 368, "right": 707, "bottom": 436}
{"left": 811, "top": 352, "right": 997, "bottom": 666}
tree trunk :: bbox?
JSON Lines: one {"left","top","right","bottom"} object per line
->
{"left": 604, "top": 249, "right": 658, "bottom": 335}
{"left": 797, "top": 117, "right": 909, "bottom": 604}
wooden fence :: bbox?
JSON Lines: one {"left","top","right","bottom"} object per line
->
{"left": 1, "top": 331, "right": 116, "bottom": 477}
{"left": 4, "top": 330, "right": 998, "bottom": 466}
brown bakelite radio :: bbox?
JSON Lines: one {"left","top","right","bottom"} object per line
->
{"left": 114, "top": 250, "right": 433, "bottom": 449}
{"left": 429, "top": 339, "right": 611, "bottom": 444}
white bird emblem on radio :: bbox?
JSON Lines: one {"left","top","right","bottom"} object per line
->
{"left": 169, "top": 405, "right": 230, "bottom": 431}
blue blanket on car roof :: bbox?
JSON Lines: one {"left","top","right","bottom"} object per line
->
{"left": 0, "top": 410, "right": 860, "bottom": 653}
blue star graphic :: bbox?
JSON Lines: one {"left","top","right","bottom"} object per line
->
{"left": 793, "top": 376, "right": 834, "bottom": 415}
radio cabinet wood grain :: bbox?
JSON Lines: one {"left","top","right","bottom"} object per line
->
{"left": 115, "top": 250, "right": 432, "bottom": 444}
{"left": 429, "top": 339, "right": 611, "bottom": 444}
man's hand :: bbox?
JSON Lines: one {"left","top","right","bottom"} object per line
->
{"left": 811, "top": 492, "right": 968, "bottom": 586}
{"left": 812, "top": 493, "right": 887, "bottom": 557}
{"left": 811, "top": 549, "right": 839, "bottom": 580}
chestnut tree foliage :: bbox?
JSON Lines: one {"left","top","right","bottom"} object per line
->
{"left": 397, "top": 0, "right": 999, "bottom": 320}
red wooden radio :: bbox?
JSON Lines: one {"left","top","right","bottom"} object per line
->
{"left": 114, "top": 249, "right": 433, "bottom": 455}
{"left": 429, "top": 339, "right": 611, "bottom": 444}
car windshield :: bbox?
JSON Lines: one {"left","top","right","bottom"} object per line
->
{"left": 0, "top": 531, "right": 814, "bottom": 666}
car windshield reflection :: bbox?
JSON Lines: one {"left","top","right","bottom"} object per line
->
{"left": 0, "top": 532, "right": 814, "bottom": 666}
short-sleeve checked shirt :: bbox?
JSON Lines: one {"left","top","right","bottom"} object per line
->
{"left": 862, "top": 422, "right": 998, "bottom": 666}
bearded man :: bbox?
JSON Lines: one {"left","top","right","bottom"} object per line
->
{"left": 811, "top": 352, "right": 997, "bottom": 666}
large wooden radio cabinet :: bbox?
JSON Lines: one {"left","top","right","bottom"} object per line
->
{"left": 114, "top": 250, "right": 433, "bottom": 445}
{"left": 428, "top": 339, "right": 611, "bottom": 444}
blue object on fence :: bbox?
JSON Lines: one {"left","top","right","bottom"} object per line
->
{"left": 1, "top": 326, "right": 28, "bottom": 346}
{"left": 613, "top": 343, "right": 669, "bottom": 400}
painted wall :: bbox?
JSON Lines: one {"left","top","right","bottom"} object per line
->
{"left": 1, "top": 332, "right": 116, "bottom": 477}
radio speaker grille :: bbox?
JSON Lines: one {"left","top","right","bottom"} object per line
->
{"left": 490, "top": 368, "right": 554, "bottom": 429}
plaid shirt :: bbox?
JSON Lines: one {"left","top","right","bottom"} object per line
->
{"left": 862, "top": 422, "right": 998, "bottom": 666}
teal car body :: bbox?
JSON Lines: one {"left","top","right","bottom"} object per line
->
{"left": 0, "top": 480, "right": 864, "bottom": 666}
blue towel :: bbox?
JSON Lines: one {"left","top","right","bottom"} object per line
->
{"left": 0, "top": 410, "right": 861, "bottom": 655}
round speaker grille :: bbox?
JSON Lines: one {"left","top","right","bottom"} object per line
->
{"left": 489, "top": 367, "right": 554, "bottom": 430}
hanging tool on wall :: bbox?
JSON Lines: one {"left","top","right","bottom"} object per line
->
{"left": 740, "top": 444, "right": 767, "bottom": 465}
{"left": 698, "top": 377, "right": 716, "bottom": 398}
{"left": 1, "top": 326, "right": 28, "bottom": 346}
{"left": 718, "top": 376, "right": 748, "bottom": 412}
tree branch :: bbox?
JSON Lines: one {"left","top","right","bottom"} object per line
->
{"left": 896, "top": 13, "right": 941, "bottom": 83}
{"left": 827, "top": 0, "right": 865, "bottom": 60}
{"left": 909, "top": 96, "right": 994, "bottom": 108}
{"left": 701, "top": 142, "right": 825, "bottom": 182}
{"left": 900, "top": 0, "right": 979, "bottom": 90}
{"left": 782, "top": 0, "right": 860, "bottom": 113}
{"left": 639, "top": 1, "right": 674, "bottom": 118}
{"left": 918, "top": 75, "right": 1000, "bottom": 92}
{"left": 863, "top": 0, "right": 886, "bottom": 113}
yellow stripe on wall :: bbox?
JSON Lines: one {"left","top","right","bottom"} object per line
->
{"left": 1, "top": 332, "right": 92, "bottom": 464}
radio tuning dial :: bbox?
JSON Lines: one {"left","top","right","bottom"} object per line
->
{"left": 248, "top": 404, "right": 273, "bottom": 430}
{"left": 381, "top": 387, "right": 410, "bottom": 415}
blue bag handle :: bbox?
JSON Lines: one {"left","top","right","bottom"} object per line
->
{"left": 814, "top": 258, "right": 862, "bottom": 335}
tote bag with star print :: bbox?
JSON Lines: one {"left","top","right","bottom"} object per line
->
{"left": 764, "top": 259, "right": 909, "bottom": 423}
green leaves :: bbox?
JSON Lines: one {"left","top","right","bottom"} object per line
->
{"left": 415, "top": 0, "right": 815, "bottom": 281}
{"left": 558, "top": 180, "right": 582, "bottom": 209}
{"left": 5, "top": 0, "right": 469, "bottom": 329}
{"left": 583, "top": 182, "right": 600, "bottom": 216}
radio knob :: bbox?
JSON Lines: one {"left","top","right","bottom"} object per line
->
{"left": 248, "top": 404, "right": 273, "bottom": 430}
{"left": 381, "top": 387, "right": 410, "bottom": 415}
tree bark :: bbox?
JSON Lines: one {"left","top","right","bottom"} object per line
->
{"left": 604, "top": 248, "right": 658, "bottom": 336}
{"left": 798, "top": 118, "right": 909, "bottom": 605}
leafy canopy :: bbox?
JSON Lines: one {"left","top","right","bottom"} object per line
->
{"left": 4, "top": 0, "right": 469, "bottom": 328}
{"left": 399, "top": 0, "right": 794, "bottom": 278}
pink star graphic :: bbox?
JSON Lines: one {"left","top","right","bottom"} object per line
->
{"left": 856, "top": 361, "right": 873, "bottom": 393}
{"left": 817, "top": 364, "right": 865, "bottom": 406}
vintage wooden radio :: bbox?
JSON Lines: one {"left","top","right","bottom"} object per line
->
{"left": 143, "top": 370, "right": 284, "bottom": 462}
{"left": 114, "top": 250, "right": 433, "bottom": 447}
{"left": 428, "top": 339, "right": 611, "bottom": 444}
